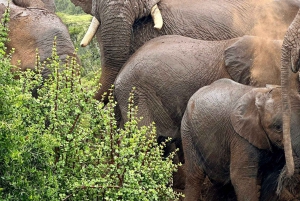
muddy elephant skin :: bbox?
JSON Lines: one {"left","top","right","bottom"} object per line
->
{"left": 181, "top": 78, "right": 300, "bottom": 201}
{"left": 0, "top": 0, "right": 78, "bottom": 78}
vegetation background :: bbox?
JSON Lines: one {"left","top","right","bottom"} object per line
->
{"left": 55, "top": 0, "right": 101, "bottom": 78}
{"left": 0, "top": 1, "right": 182, "bottom": 200}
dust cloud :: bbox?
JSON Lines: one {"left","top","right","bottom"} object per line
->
{"left": 230, "top": 0, "right": 298, "bottom": 68}
{"left": 231, "top": 0, "right": 298, "bottom": 40}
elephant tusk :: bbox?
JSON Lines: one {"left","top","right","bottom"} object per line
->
{"left": 151, "top": 4, "right": 163, "bottom": 30}
{"left": 80, "top": 17, "right": 100, "bottom": 47}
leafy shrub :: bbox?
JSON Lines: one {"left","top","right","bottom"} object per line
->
{"left": 0, "top": 8, "right": 59, "bottom": 200}
{"left": 0, "top": 8, "right": 182, "bottom": 201}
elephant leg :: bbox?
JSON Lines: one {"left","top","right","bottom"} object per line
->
{"left": 172, "top": 138, "right": 186, "bottom": 191}
{"left": 163, "top": 139, "right": 186, "bottom": 191}
{"left": 230, "top": 143, "right": 260, "bottom": 201}
{"left": 206, "top": 183, "right": 236, "bottom": 201}
{"left": 184, "top": 164, "right": 206, "bottom": 201}
{"left": 182, "top": 132, "right": 205, "bottom": 200}
{"left": 114, "top": 102, "right": 123, "bottom": 128}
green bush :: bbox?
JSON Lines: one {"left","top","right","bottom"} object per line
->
{"left": 0, "top": 9, "right": 182, "bottom": 201}
{"left": 0, "top": 9, "right": 59, "bottom": 200}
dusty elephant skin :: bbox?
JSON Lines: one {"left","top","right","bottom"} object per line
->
{"left": 70, "top": 0, "right": 299, "bottom": 102}
{"left": 113, "top": 34, "right": 299, "bottom": 191}
{"left": 114, "top": 35, "right": 298, "bottom": 142}
{"left": 181, "top": 78, "right": 300, "bottom": 201}
{"left": 280, "top": 6, "right": 300, "bottom": 178}
{"left": 0, "top": 0, "right": 78, "bottom": 79}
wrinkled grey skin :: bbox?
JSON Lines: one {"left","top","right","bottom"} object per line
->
{"left": 71, "top": 0, "right": 299, "bottom": 102}
{"left": 280, "top": 6, "right": 300, "bottom": 178}
{"left": 181, "top": 78, "right": 300, "bottom": 201}
{"left": 114, "top": 35, "right": 298, "bottom": 190}
{"left": 0, "top": 0, "right": 78, "bottom": 78}
{"left": 115, "top": 34, "right": 298, "bottom": 147}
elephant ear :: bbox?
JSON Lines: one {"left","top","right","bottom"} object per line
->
{"left": 230, "top": 88, "right": 272, "bottom": 150}
{"left": 224, "top": 35, "right": 257, "bottom": 85}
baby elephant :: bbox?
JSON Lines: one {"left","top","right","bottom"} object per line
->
{"left": 181, "top": 78, "right": 300, "bottom": 201}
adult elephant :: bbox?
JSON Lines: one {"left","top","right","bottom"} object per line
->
{"left": 181, "top": 78, "right": 300, "bottom": 201}
{"left": 70, "top": 0, "right": 299, "bottom": 102}
{"left": 0, "top": 0, "right": 79, "bottom": 79}
{"left": 114, "top": 34, "right": 298, "bottom": 150}
{"left": 113, "top": 35, "right": 298, "bottom": 190}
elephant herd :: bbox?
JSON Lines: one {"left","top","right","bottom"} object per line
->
{"left": 4, "top": 0, "right": 300, "bottom": 200}
{"left": 74, "top": 0, "right": 300, "bottom": 199}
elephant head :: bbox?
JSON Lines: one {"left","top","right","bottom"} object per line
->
{"left": 281, "top": 9, "right": 300, "bottom": 176}
{"left": 70, "top": 0, "right": 163, "bottom": 102}
{"left": 0, "top": 0, "right": 78, "bottom": 78}
{"left": 231, "top": 86, "right": 300, "bottom": 175}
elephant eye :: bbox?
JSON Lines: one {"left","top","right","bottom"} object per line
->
{"left": 273, "top": 123, "right": 282, "bottom": 133}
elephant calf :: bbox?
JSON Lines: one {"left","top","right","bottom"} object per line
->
{"left": 115, "top": 34, "right": 299, "bottom": 152}
{"left": 114, "top": 34, "right": 300, "bottom": 191}
{"left": 181, "top": 78, "right": 300, "bottom": 201}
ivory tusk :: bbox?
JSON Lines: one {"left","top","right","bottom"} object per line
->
{"left": 151, "top": 4, "right": 163, "bottom": 30}
{"left": 80, "top": 17, "right": 100, "bottom": 47}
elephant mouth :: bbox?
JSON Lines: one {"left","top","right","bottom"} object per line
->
{"left": 276, "top": 156, "right": 300, "bottom": 196}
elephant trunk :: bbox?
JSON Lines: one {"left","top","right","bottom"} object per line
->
{"left": 92, "top": 1, "right": 161, "bottom": 102}
{"left": 93, "top": 8, "right": 134, "bottom": 102}
{"left": 280, "top": 10, "right": 300, "bottom": 177}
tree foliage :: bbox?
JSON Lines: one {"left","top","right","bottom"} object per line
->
{"left": 55, "top": 0, "right": 83, "bottom": 15}
{"left": 0, "top": 8, "right": 182, "bottom": 201}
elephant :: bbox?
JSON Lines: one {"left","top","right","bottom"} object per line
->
{"left": 114, "top": 34, "right": 298, "bottom": 149}
{"left": 114, "top": 34, "right": 299, "bottom": 190}
{"left": 0, "top": 0, "right": 79, "bottom": 79}
{"left": 70, "top": 0, "right": 299, "bottom": 103}
{"left": 180, "top": 78, "right": 300, "bottom": 201}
